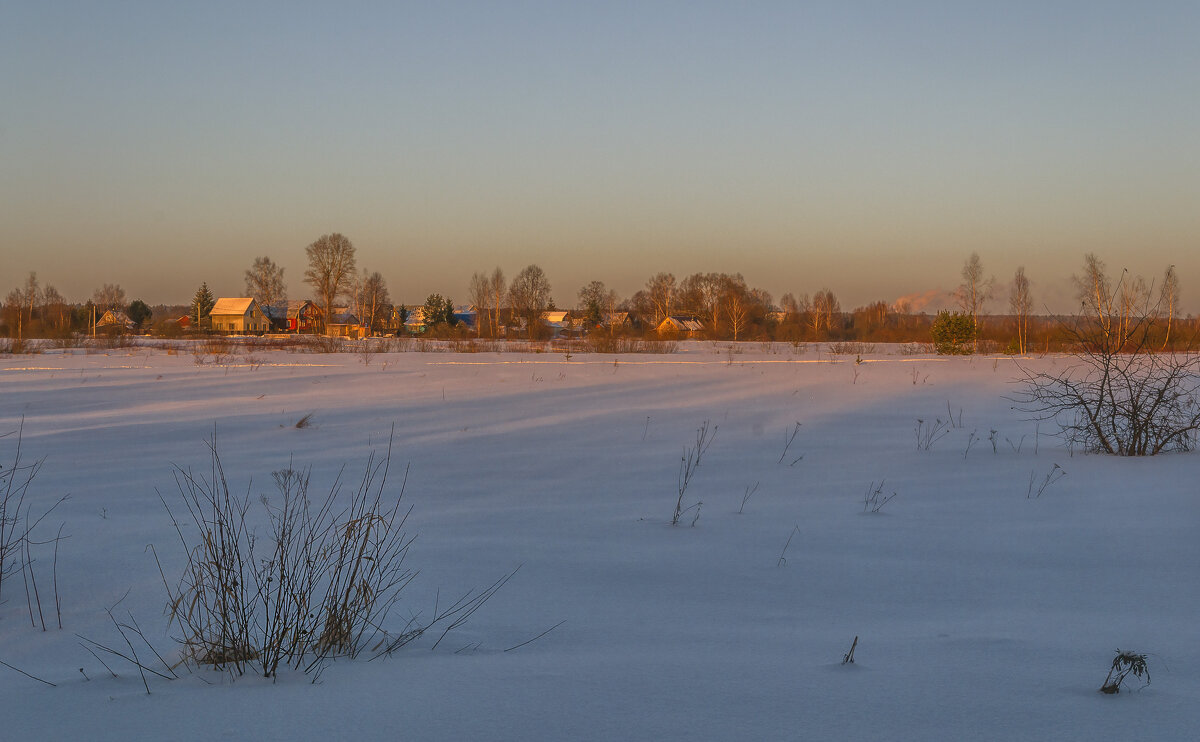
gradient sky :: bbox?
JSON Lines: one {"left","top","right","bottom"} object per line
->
{"left": 3, "top": 1, "right": 1198, "bottom": 313}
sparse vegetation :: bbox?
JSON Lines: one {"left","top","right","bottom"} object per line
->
{"left": 671, "top": 420, "right": 716, "bottom": 526}
{"left": 776, "top": 525, "right": 800, "bottom": 567}
{"left": 1016, "top": 262, "right": 1200, "bottom": 456}
{"left": 862, "top": 480, "right": 898, "bottom": 513}
{"left": 1, "top": 421, "right": 67, "bottom": 628}
{"left": 1026, "top": 464, "right": 1066, "bottom": 499}
{"left": 827, "top": 342, "right": 875, "bottom": 355}
{"left": 157, "top": 434, "right": 510, "bottom": 679}
{"left": 778, "top": 421, "right": 803, "bottom": 465}
{"left": 1100, "top": 650, "right": 1150, "bottom": 694}
{"left": 737, "top": 481, "right": 760, "bottom": 514}
{"left": 914, "top": 418, "right": 950, "bottom": 451}
{"left": 841, "top": 636, "right": 858, "bottom": 665}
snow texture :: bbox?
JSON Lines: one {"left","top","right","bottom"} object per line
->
{"left": 1, "top": 342, "right": 1197, "bottom": 740}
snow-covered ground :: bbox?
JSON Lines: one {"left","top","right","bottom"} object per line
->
{"left": 2, "top": 342, "right": 1197, "bottom": 740}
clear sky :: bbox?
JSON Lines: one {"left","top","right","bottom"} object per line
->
{"left": 2, "top": 1, "right": 1198, "bottom": 313}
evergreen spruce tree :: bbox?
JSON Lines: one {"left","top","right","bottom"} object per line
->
{"left": 193, "top": 282, "right": 215, "bottom": 329}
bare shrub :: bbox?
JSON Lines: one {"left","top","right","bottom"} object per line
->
{"left": 1, "top": 421, "right": 67, "bottom": 628}
{"left": 1, "top": 338, "right": 42, "bottom": 355}
{"left": 671, "top": 420, "right": 716, "bottom": 526}
{"left": 1016, "top": 321, "right": 1200, "bottom": 456}
{"left": 449, "top": 338, "right": 501, "bottom": 353}
{"left": 297, "top": 335, "right": 345, "bottom": 353}
{"left": 827, "top": 342, "right": 876, "bottom": 355}
{"left": 1016, "top": 258, "right": 1200, "bottom": 455}
{"left": 576, "top": 336, "right": 679, "bottom": 354}
{"left": 158, "top": 435, "right": 510, "bottom": 678}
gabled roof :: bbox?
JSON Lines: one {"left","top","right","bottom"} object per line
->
{"left": 97, "top": 309, "right": 133, "bottom": 327}
{"left": 210, "top": 298, "right": 258, "bottom": 316}
{"left": 659, "top": 315, "right": 704, "bottom": 332}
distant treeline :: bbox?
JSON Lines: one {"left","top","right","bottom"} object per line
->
{"left": 4, "top": 250, "right": 1195, "bottom": 352}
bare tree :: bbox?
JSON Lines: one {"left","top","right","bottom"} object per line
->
{"left": 718, "top": 275, "right": 752, "bottom": 341}
{"left": 645, "top": 272, "right": 677, "bottom": 326}
{"left": 1073, "top": 253, "right": 1118, "bottom": 345}
{"left": 956, "top": 253, "right": 993, "bottom": 351}
{"left": 359, "top": 271, "right": 390, "bottom": 335}
{"left": 1160, "top": 265, "right": 1180, "bottom": 350}
{"left": 245, "top": 256, "right": 287, "bottom": 309}
{"left": 488, "top": 267, "right": 506, "bottom": 338}
{"left": 811, "top": 288, "right": 840, "bottom": 336}
{"left": 508, "top": 264, "right": 551, "bottom": 338}
{"left": 3, "top": 289, "right": 23, "bottom": 340}
{"left": 19, "top": 273, "right": 39, "bottom": 328}
{"left": 41, "top": 285, "right": 69, "bottom": 332}
{"left": 680, "top": 273, "right": 725, "bottom": 337}
{"left": 1117, "top": 273, "right": 1151, "bottom": 350}
{"left": 468, "top": 271, "right": 491, "bottom": 337}
{"left": 626, "top": 289, "right": 652, "bottom": 326}
{"left": 92, "top": 283, "right": 126, "bottom": 312}
{"left": 304, "top": 233, "right": 357, "bottom": 334}
{"left": 468, "top": 267, "right": 509, "bottom": 338}
{"left": 578, "top": 280, "right": 618, "bottom": 329}
{"left": 780, "top": 293, "right": 801, "bottom": 320}
{"left": 1009, "top": 267, "right": 1033, "bottom": 355}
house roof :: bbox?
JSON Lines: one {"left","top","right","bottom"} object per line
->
{"left": 659, "top": 316, "right": 703, "bottom": 332}
{"left": 210, "top": 298, "right": 257, "bottom": 316}
{"left": 328, "top": 308, "right": 359, "bottom": 325}
{"left": 263, "top": 300, "right": 314, "bottom": 320}
{"left": 97, "top": 309, "right": 133, "bottom": 327}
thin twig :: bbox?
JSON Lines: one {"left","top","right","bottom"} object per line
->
{"left": 504, "top": 620, "right": 566, "bottom": 652}
{"left": 0, "top": 658, "right": 56, "bottom": 687}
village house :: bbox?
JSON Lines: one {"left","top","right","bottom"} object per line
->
{"left": 325, "top": 307, "right": 363, "bottom": 338}
{"left": 600, "top": 311, "right": 633, "bottom": 333}
{"left": 209, "top": 298, "right": 270, "bottom": 334}
{"left": 96, "top": 309, "right": 135, "bottom": 331}
{"left": 656, "top": 315, "right": 704, "bottom": 338}
{"left": 263, "top": 300, "right": 319, "bottom": 333}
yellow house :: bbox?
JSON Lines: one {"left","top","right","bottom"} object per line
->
{"left": 209, "top": 298, "right": 270, "bottom": 334}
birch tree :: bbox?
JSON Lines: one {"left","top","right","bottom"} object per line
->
{"left": 956, "top": 253, "right": 993, "bottom": 351}
{"left": 645, "top": 272, "right": 676, "bottom": 326}
{"left": 1009, "top": 267, "right": 1033, "bottom": 355}
{"left": 488, "top": 267, "right": 506, "bottom": 338}
{"left": 1160, "top": 265, "right": 1180, "bottom": 350}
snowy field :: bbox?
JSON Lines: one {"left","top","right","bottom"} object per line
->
{"left": 2, "top": 341, "right": 1197, "bottom": 740}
